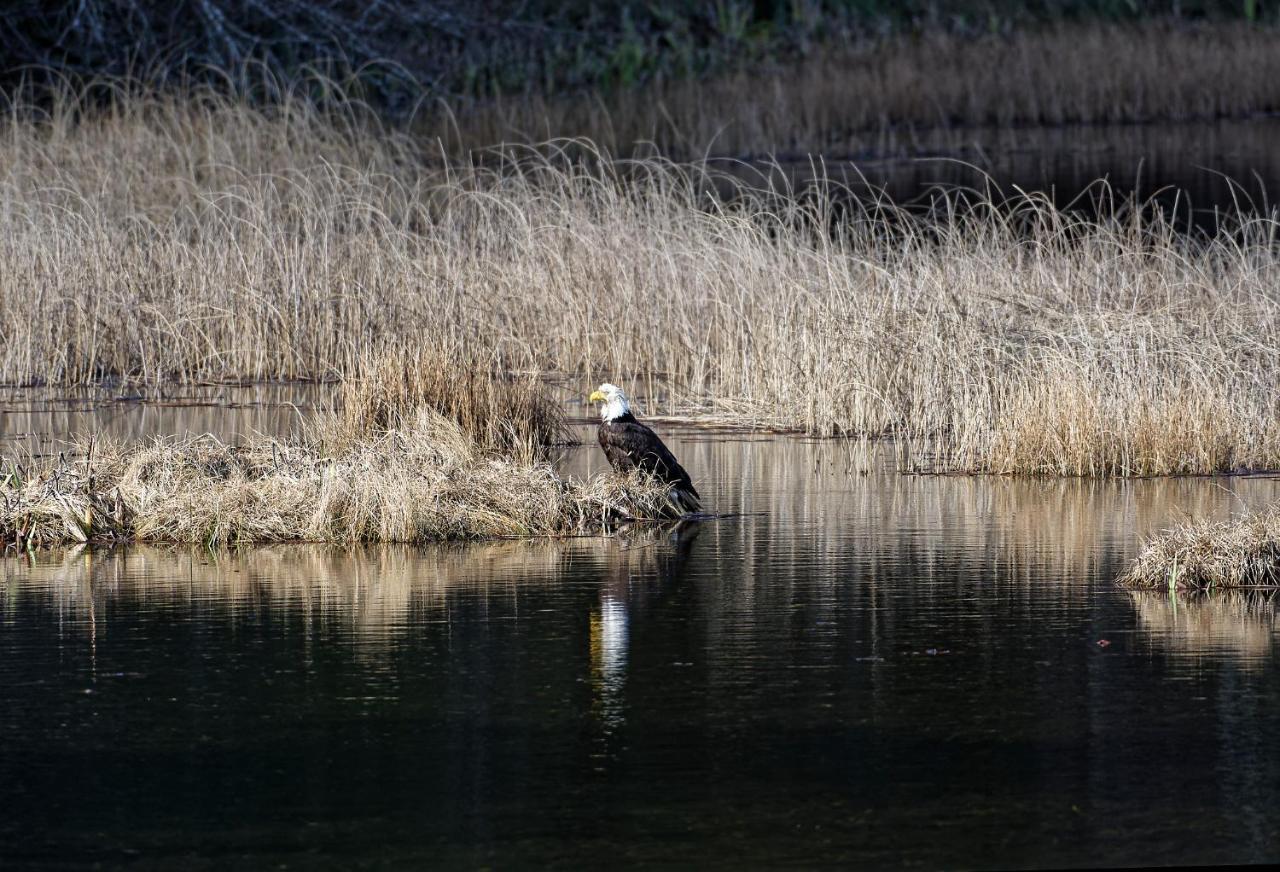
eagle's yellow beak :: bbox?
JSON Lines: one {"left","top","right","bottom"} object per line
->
{"left": 588, "top": 390, "right": 605, "bottom": 403}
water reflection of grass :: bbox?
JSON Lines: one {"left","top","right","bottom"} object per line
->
{"left": 0, "top": 521, "right": 697, "bottom": 637}
{"left": 1130, "top": 590, "right": 1278, "bottom": 660}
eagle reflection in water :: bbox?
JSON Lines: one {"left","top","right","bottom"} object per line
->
{"left": 589, "top": 520, "right": 702, "bottom": 742}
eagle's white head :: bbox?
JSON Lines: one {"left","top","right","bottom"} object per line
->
{"left": 588, "top": 383, "right": 630, "bottom": 422}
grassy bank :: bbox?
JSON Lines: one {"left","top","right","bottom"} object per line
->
{"left": 3, "top": 88, "right": 1280, "bottom": 475}
{"left": 7, "top": 5, "right": 1276, "bottom": 143}
{"left": 1120, "top": 510, "right": 1280, "bottom": 590}
{"left": 0, "top": 350, "right": 671, "bottom": 547}
{"left": 458, "top": 20, "right": 1280, "bottom": 157}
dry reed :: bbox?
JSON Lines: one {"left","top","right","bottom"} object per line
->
{"left": 1120, "top": 509, "right": 1280, "bottom": 590}
{"left": 3, "top": 84, "right": 1280, "bottom": 475}
{"left": 318, "top": 346, "right": 570, "bottom": 459}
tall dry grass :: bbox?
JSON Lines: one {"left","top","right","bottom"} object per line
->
{"left": 0, "top": 420, "right": 668, "bottom": 547}
{"left": 2, "top": 85, "right": 1280, "bottom": 475}
{"left": 318, "top": 346, "right": 570, "bottom": 459}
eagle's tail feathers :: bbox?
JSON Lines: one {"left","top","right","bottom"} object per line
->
{"left": 668, "top": 487, "right": 701, "bottom": 515}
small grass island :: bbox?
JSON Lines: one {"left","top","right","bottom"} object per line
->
{"left": 0, "top": 349, "right": 672, "bottom": 548}
{"left": 1120, "top": 510, "right": 1280, "bottom": 592}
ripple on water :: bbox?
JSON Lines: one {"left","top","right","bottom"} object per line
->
{"left": 2, "top": 429, "right": 1280, "bottom": 867}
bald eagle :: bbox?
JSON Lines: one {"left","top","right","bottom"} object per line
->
{"left": 589, "top": 383, "right": 701, "bottom": 514}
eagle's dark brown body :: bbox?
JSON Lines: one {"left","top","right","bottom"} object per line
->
{"left": 598, "top": 412, "right": 700, "bottom": 512}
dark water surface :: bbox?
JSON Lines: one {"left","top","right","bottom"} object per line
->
{"left": 742, "top": 116, "right": 1280, "bottom": 232}
{"left": 0, "top": 384, "right": 330, "bottom": 455}
{"left": 4, "top": 424, "right": 1280, "bottom": 869}
{"left": 5, "top": 118, "right": 1280, "bottom": 868}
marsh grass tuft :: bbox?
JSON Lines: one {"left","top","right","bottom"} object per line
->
{"left": 317, "top": 346, "right": 570, "bottom": 460}
{"left": 1120, "top": 509, "right": 1280, "bottom": 590}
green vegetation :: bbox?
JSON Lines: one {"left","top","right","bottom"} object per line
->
{"left": 458, "top": 19, "right": 1280, "bottom": 158}
{"left": 9, "top": 13, "right": 1279, "bottom": 156}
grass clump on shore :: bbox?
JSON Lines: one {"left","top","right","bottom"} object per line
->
{"left": 3, "top": 86, "right": 1280, "bottom": 476}
{"left": 0, "top": 352, "right": 670, "bottom": 548}
{"left": 1120, "top": 510, "right": 1280, "bottom": 590}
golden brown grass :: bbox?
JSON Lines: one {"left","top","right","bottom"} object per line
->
{"left": 318, "top": 346, "right": 570, "bottom": 459}
{"left": 450, "top": 20, "right": 1280, "bottom": 157}
{"left": 1120, "top": 509, "right": 1280, "bottom": 590}
{"left": 0, "top": 422, "right": 672, "bottom": 547}
{"left": 3, "top": 82, "right": 1280, "bottom": 476}
{"left": 0, "top": 356, "right": 671, "bottom": 547}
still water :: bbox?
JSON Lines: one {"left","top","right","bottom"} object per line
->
{"left": 736, "top": 116, "right": 1280, "bottom": 233}
{"left": 5, "top": 117, "right": 1280, "bottom": 867}
{"left": 4, "top": 417, "right": 1280, "bottom": 868}
{"left": 0, "top": 384, "right": 328, "bottom": 454}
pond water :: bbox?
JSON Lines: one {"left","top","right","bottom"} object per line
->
{"left": 738, "top": 116, "right": 1280, "bottom": 232}
{"left": 5, "top": 115, "right": 1280, "bottom": 867}
{"left": 4, "top": 414, "right": 1280, "bottom": 868}
{"left": 0, "top": 384, "right": 330, "bottom": 455}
